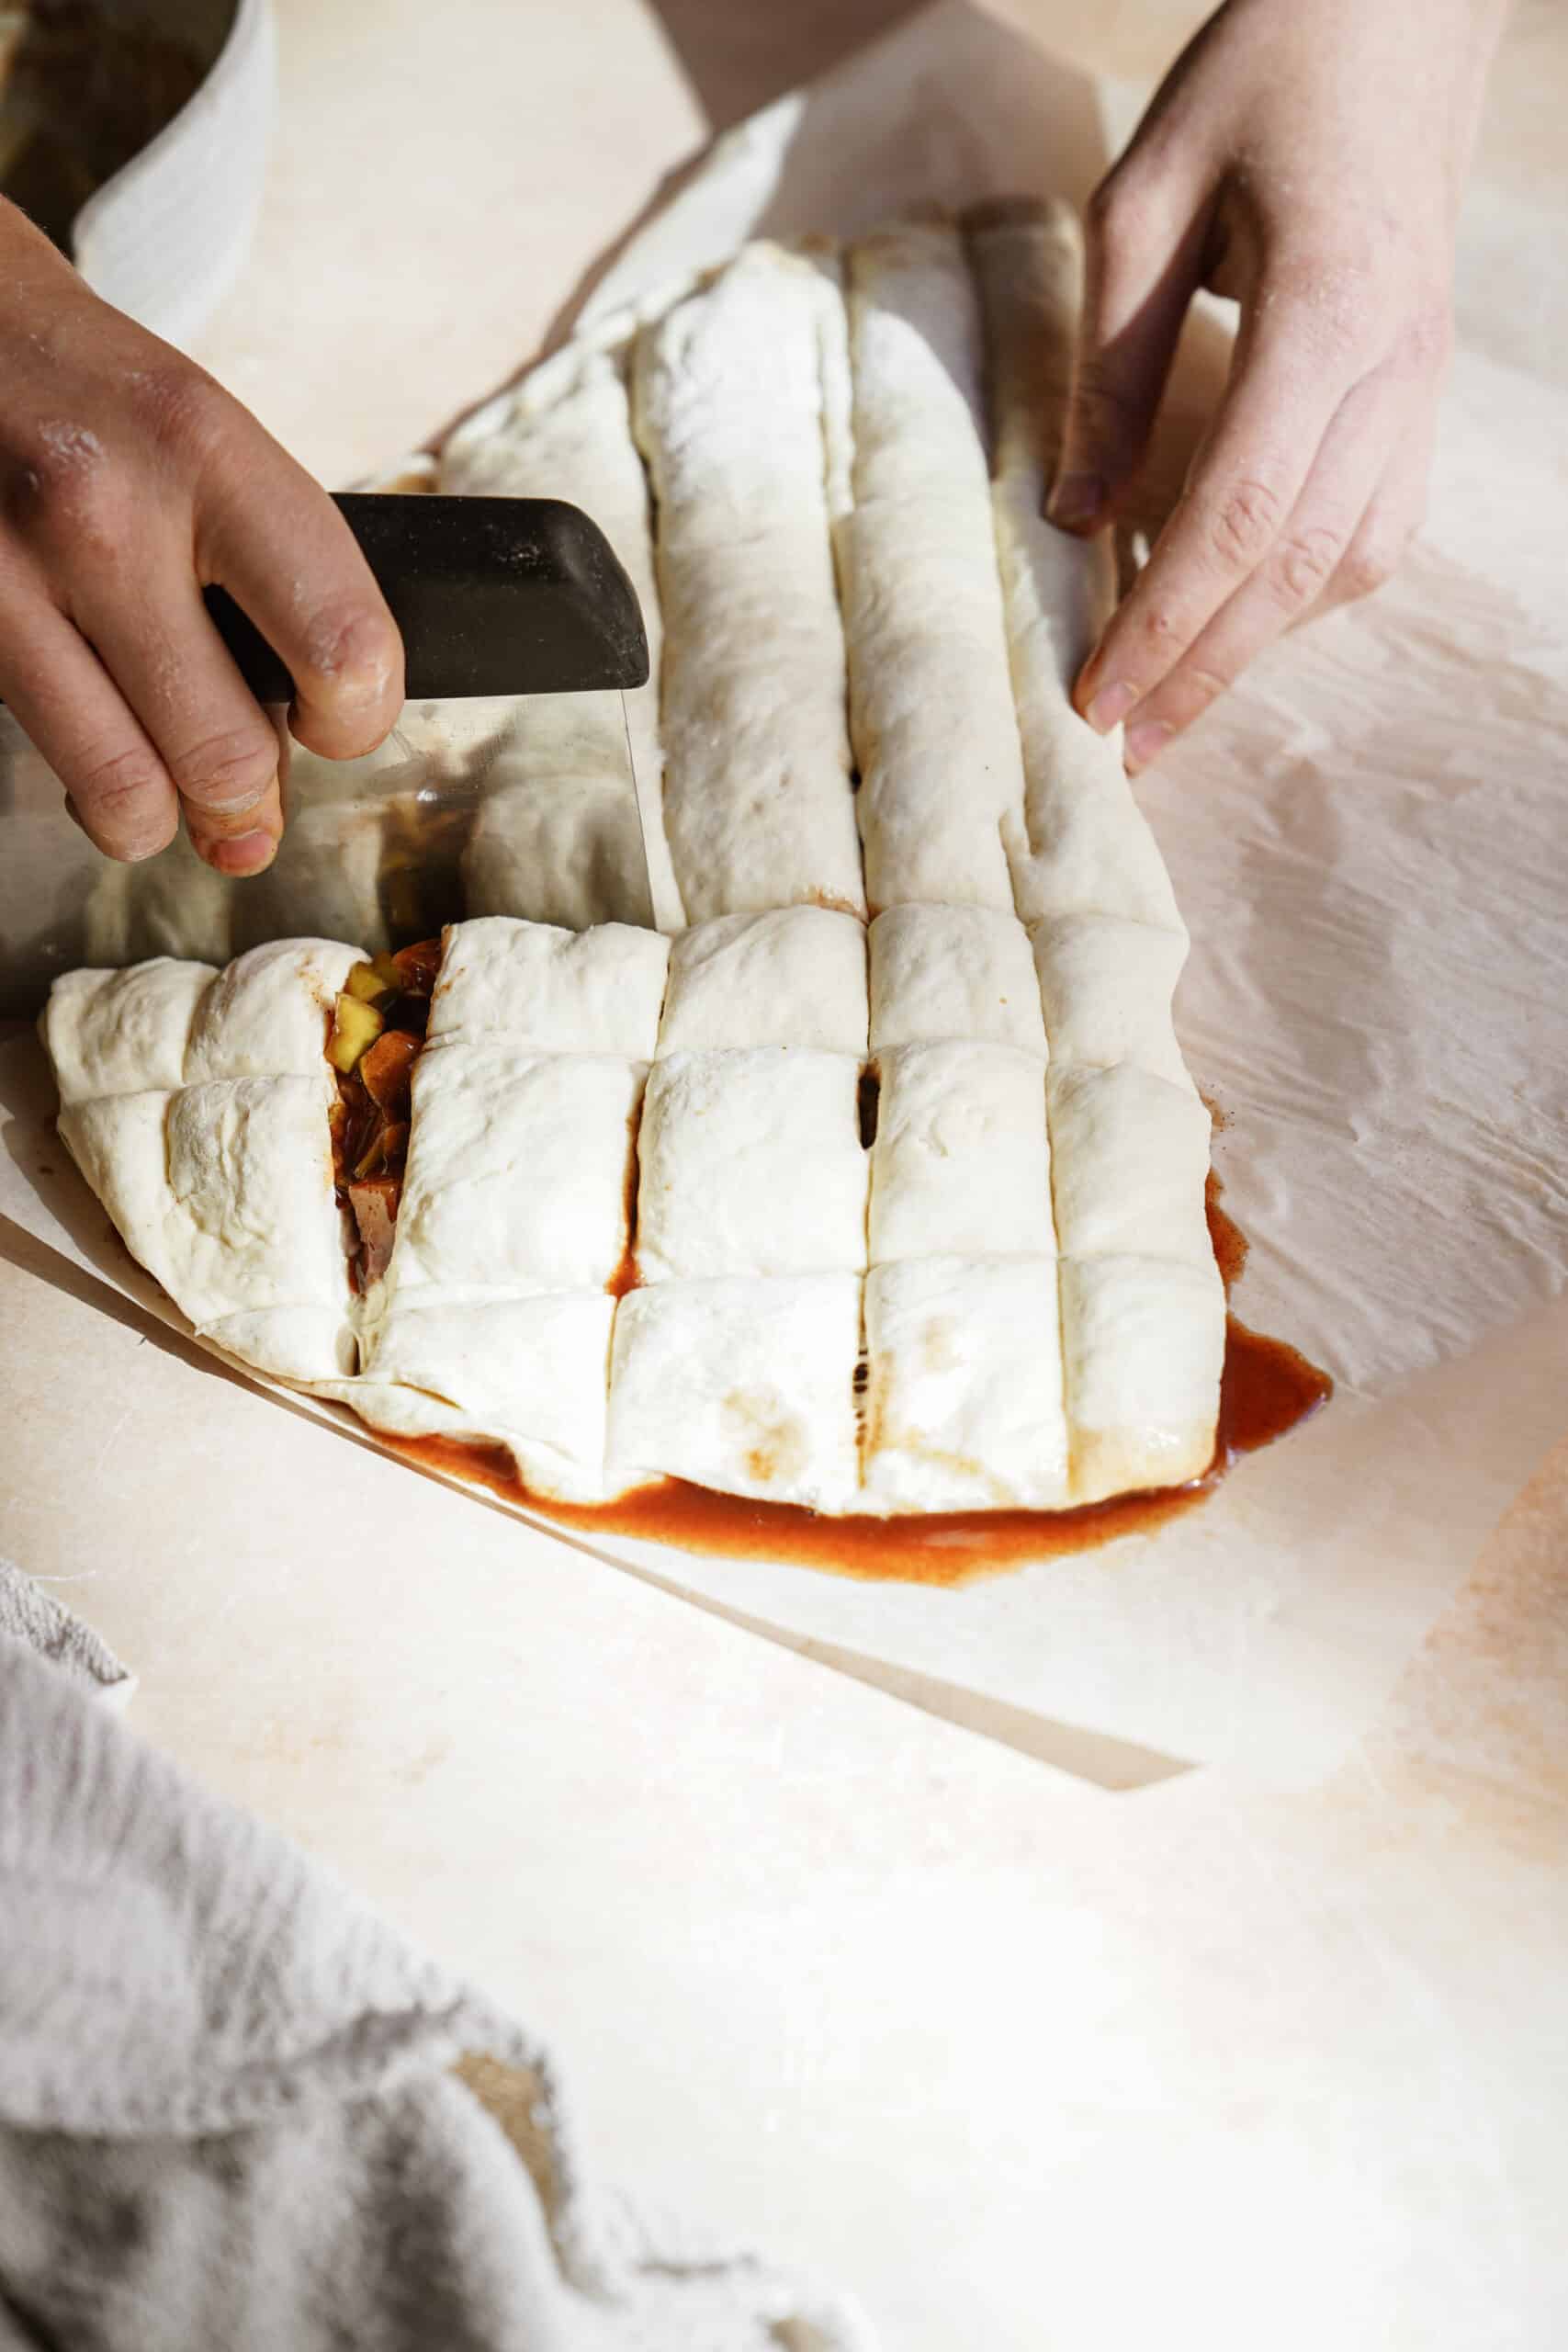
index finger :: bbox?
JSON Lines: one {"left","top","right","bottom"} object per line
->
{"left": 195, "top": 433, "right": 404, "bottom": 762}
{"left": 1073, "top": 294, "right": 1363, "bottom": 730}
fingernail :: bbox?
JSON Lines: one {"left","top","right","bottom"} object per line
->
{"left": 1048, "top": 472, "right": 1105, "bottom": 529}
{"left": 206, "top": 828, "right": 278, "bottom": 876}
{"left": 1123, "top": 719, "right": 1172, "bottom": 775}
{"left": 1085, "top": 680, "right": 1137, "bottom": 734}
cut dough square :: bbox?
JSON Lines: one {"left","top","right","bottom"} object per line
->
{"left": 636, "top": 1048, "right": 868, "bottom": 1283}
{"left": 44, "top": 960, "right": 216, "bottom": 1104}
{"left": 869, "top": 906, "right": 1045, "bottom": 1054}
{"left": 185, "top": 940, "right": 363, "bottom": 1081}
{"left": 1060, "top": 1254, "right": 1226, "bottom": 1502}
{"left": 393, "top": 1044, "right": 642, "bottom": 1295}
{"left": 430, "top": 918, "right": 670, "bottom": 1060}
{"left": 861, "top": 1256, "right": 1069, "bottom": 1512}
{"left": 354, "top": 1291, "right": 616, "bottom": 1504}
{"left": 606, "top": 1273, "right": 863, "bottom": 1511}
{"left": 1048, "top": 1066, "right": 1214, "bottom": 1265}
{"left": 58, "top": 1075, "right": 353, "bottom": 1383}
{"left": 1031, "top": 915, "right": 1193, "bottom": 1091}
{"left": 869, "top": 1043, "right": 1054, "bottom": 1262}
{"left": 658, "top": 909, "right": 869, "bottom": 1056}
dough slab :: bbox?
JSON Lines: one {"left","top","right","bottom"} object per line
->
{"left": 44, "top": 201, "right": 1226, "bottom": 1521}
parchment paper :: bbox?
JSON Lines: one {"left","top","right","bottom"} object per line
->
{"left": 4, "top": 1, "right": 1566, "bottom": 1790}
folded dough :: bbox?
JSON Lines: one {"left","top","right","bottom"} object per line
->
{"left": 632, "top": 244, "right": 864, "bottom": 922}
{"left": 1059, "top": 1255, "right": 1227, "bottom": 1502}
{"left": 868, "top": 905, "right": 1045, "bottom": 1054}
{"left": 347, "top": 1293, "right": 617, "bottom": 1505}
{"left": 59, "top": 1076, "right": 355, "bottom": 1383}
{"left": 869, "top": 1043, "right": 1054, "bottom": 1263}
{"left": 47, "top": 943, "right": 363, "bottom": 1385}
{"left": 635, "top": 1047, "right": 868, "bottom": 1283}
{"left": 606, "top": 1274, "right": 863, "bottom": 1511}
{"left": 861, "top": 1256, "right": 1070, "bottom": 1513}
{"left": 45, "top": 960, "right": 217, "bottom": 1103}
{"left": 430, "top": 916, "right": 669, "bottom": 1059}
{"left": 657, "top": 909, "right": 868, "bottom": 1057}
{"left": 968, "top": 199, "right": 1182, "bottom": 933}
{"left": 186, "top": 940, "right": 363, "bottom": 1081}
{"left": 842, "top": 223, "right": 1026, "bottom": 912}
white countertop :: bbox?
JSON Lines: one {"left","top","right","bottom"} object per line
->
{"left": 4, "top": 6, "right": 1565, "bottom": 2344}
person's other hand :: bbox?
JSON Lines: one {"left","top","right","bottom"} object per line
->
{"left": 0, "top": 199, "right": 403, "bottom": 872}
{"left": 1049, "top": 0, "right": 1506, "bottom": 773}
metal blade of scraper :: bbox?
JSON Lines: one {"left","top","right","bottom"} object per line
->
{"left": 206, "top": 492, "right": 660, "bottom": 938}
{"left": 0, "top": 495, "right": 660, "bottom": 1014}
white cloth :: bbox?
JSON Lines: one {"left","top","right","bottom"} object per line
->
{"left": 0, "top": 1560, "right": 874, "bottom": 2352}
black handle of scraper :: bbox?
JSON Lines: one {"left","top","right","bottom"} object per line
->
{"left": 0, "top": 496, "right": 647, "bottom": 713}
{"left": 205, "top": 493, "right": 649, "bottom": 703}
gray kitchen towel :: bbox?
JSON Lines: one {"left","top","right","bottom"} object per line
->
{"left": 0, "top": 1564, "right": 875, "bottom": 2351}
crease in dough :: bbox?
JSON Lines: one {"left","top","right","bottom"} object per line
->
{"left": 631, "top": 243, "right": 864, "bottom": 922}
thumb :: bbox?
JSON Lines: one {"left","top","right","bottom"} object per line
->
{"left": 1048, "top": 172, "right": 1211, "bottom": 535}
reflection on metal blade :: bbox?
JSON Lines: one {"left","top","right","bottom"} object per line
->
{"left": 0, "top": 684, "right": 671, "bottom": 1017}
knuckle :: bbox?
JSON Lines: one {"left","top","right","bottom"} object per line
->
{"left": 2, "top": 421, "right": 121, "bottom": 544}
{"left": 1269, "top": 249, "right": 1382, "bottom": 362}
{"left": 72, "top": 744, "right": 174, "bottom": 845}
{"left": 1137, "top": 599, "right": 1185, "bottom": 654}
{"left": 1178, "top": 663, "right": 1232, "bottom": 712}
{"left": 132, "top": 361, "right": 231, "bottom": 465}
{"left": 1206, "top": 473, "right": 1288, "bottom": 567}
{"left": 1398, "top": 299, "right": 1453, "bottom": 376}
{"left": 1273, "top": 524, "right": 1346, "bottom": 605}
{"left": 1338, "top": 541, "right": 1398, "bottom": 601}
{"left": 1070, "top": 356, "right": 1145, "bottom": 438}
{"left": 166, "top": 724, "right": 277, "bottom": 805}
{"left": 299, "top": 598, "right": 400, "bottom": 699}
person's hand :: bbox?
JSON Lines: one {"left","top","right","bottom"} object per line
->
{"left": 1049, "top": 0, "right": 1506, "bottom": 773}
{"left": 0, "top": 199, "right": 403, "bottom": 872}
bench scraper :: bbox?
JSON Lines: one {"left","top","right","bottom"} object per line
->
{"left": 0, "top": 492, "right": 667, "bottom": 1018}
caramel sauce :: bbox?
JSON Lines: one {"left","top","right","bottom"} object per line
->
{"left": 604, "top": 1109, "right": 643, "bottom": 1301}
{"left": 374, "top": 1166, "right": 1332, "bottom": 1587}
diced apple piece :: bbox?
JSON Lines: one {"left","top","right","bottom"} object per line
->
{"left": 359, "top": 1028, "right": 420, "bottom": 1117}
{"left": 344, "top": 961, "right": 386, "bottom": 1005}
{"left": 371, "top": 952, "right": 403, "bottom": 993}
{"left": 327, "top": 993, "right": 384, "bottom": 1073}
{"left": 391, "top": 937, "right": 444, "bottom": 995}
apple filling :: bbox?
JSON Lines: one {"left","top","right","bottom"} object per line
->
{"left": 326, "top": 938, "right": 443, "bottom": 1287}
